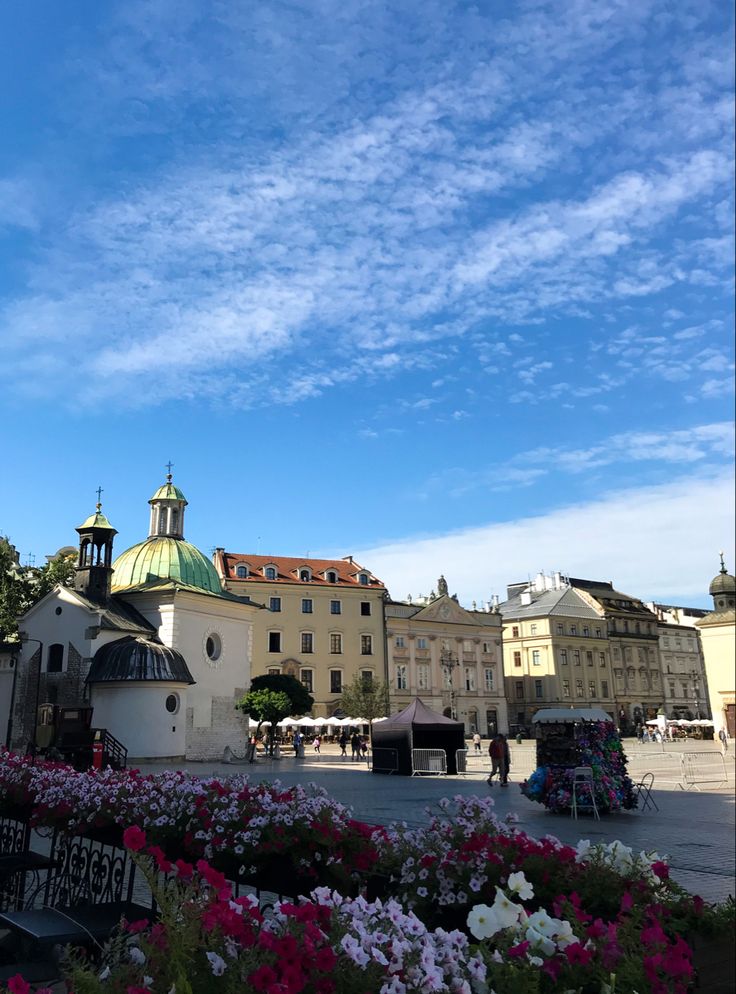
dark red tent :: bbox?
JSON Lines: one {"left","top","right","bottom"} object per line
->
{"left": 371, "top": 697, "right": 466, "bottom": 775}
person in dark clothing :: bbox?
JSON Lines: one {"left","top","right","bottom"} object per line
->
{"left": 350, "top": 732, "right": 361, "bottom": 761}
{"left": 488, "top": 733, "right": 511, "bottom": 785}
{"left": 339, "top": 731, "right": 348, "bottom": 757}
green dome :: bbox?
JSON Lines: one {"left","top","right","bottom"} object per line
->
{"left": 77, "top": 510, "right": 116, "bottom": 532}
{"left": 149, "top": 482, "right": 187, "bottom": 503}
{"left": 111, "top": 537, "right": 221, "bottom": 593}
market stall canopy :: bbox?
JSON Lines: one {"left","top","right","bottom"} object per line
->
{"left": 532, "top": 708, "right": 612, "bottom": 723}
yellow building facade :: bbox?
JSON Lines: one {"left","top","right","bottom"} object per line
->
{"left": 213, "top": 551, "right": 387, "bottom": 717}
{"left": 696, "top": 556, "right": 736, "bottom": 738}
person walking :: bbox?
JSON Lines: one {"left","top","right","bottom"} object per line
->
{"left": 339, "top": 731, "right": 348, "bottom": 757}
{"left": 350, "top": 732, "right": 361, "bottom": 761}
{"left": 472, "top": 731, "right": 482, "bottom": 754}
{"left": 487, "top": 734, "right": 503, "bottom": 784}
{"left": 718, "top": 727, "right": 729, "bottom": 754}
{"left": 312, "top": 735, "right": 321, "bottom": 757}
{"left": 293, "top": 731, "right": 302, "bottom": 757}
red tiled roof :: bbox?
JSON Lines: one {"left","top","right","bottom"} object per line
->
{"left": 218, "top": 552, "right": 385, "bottom": 588}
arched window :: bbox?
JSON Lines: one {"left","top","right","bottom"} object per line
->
{"left": 326, "top": 570, "right": 338, "bottom": 583}
{"left": 358, "top": 573, "right": 369, "bottom": 585}
{"left": 236, "top": 565, "right": 247, "bottom": 578}
{"left": 265, "top": 566, "right": 277, "bottom": 580}
{"left": 47, "top": 643, "right": 64, "bottom": 673}
{"left": 171, "top": 508, "right": 179, "bottom": 533}
{"left": 300, "top": 568, "right": 312, "bottom": 581}
{"left": 158, "top": 508, "right": 167, "bottom": 534}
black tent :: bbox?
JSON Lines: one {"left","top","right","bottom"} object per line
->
{"left": 371, "top": 697, "right": 466, "bottom": 775}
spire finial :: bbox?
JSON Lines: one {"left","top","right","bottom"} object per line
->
{"left": 165, "top": 460, "right": 174, "bottom": 482}
{"left": 719, "top": 550, "right": 727, "bottom": 574}
{"left": 95, "top": 485, "right": 103, "bottom": 511}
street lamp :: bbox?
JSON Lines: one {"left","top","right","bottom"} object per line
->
{"left": 690, "top": 670, "right": 701, "bottom": 719}
{"left": 439, "top": 646, "right": 459, "bottom": 720}
{"left": 19, "top": 634, "right": 43, "bottom": 762}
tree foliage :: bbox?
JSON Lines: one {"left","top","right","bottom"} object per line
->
{"left": 0, "top": 538, "right": 76, "bottom": 642}
{"left": 250, "top": 673, "right": 314, "bottom": 717}
{"left": 235, "top": 688, "right": 293, "bottom": 759}
{"left": 339, "top": 675, "right": 390, "bottom": 739}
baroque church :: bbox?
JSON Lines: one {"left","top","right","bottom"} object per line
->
{"left": 10, "top": 474, "right": 258, "bottom": 760}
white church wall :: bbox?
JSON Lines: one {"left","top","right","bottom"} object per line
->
{"left": 91, "top": 683, "right": 188, "bottom": 758}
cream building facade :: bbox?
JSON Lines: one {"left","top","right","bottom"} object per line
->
{"left": 645, "top": 603, "right": 710, "bottom": 720}
{"left": 214, "top": 551, "right": 387, "bottom": 717}
{"left": 385, "top": 576, "right": 506, "bottom": 735}
{"left": 696, "top": 556, "right": 736, "bottom": 738}
{"left": 499, "top": 572, "right": 615, "bottom": 734}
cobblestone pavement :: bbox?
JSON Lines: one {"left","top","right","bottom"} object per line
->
{"left": 139, "top": 739, "right": 736, "bottom": 906}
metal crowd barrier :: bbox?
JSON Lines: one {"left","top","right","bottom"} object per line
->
{"left": 679, "top": 752, "right": 728, "bottom": 791}
{"left": 411, "top": 748, "right": 447, "bottom": 776}
{"left": 370, "top": 747, "right": 398, "bottom": 774}
{"left": 455, "top": 749, "right": 490, "bottom": 777}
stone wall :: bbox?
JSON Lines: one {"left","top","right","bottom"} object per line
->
{"left": 184, "top": 688, "right": 251, "bottom": 761}
{"left": 11, "top": 644, "right": 89, "bottom": 751}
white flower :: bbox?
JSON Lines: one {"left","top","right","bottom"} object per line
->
{"left": 143, "top": 978, "right": 154, "bottom": 987}
{"left": 129, "top": 946, "right": 146, "bottom": 966}
{"left": 98, "top": 966, "right": 111, "bottom": 980}
{"left": 206, "top": 951, "right": 227, "bottom": 976}
{"left": 466, "top": 904, "right": 502, "bottom": 940}
{"left": 507, "top": 871, "right": 534, "bottom": 901}
{"left": 525, "top": 926, "right": 556, "bottom": 956}
{"left": 491, "top": 888, "right": 523, "bottom": 929}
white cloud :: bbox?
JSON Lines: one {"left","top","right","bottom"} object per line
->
{"left": 355, "top": 470, "right": 735, "bottom": 605}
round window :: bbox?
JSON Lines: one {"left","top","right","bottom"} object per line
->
{"left": 165, "top": 694, "right": 179, "bottom": 714}
{"left": 55, "top": 607, "right": 63, "bottom": 616}
{"left": 205, "top": 632, "right": 222, "bottom": 662}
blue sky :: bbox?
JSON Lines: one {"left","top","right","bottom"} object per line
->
{"left": 1, "top": 0, "right": 733, "bottom": 607}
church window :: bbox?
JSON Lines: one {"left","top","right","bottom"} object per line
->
{"left": 47, "top": 643, "right": 64, "bottom": 673}
{"left": 205, "top": 633, "right": 222, "bottom": 661}
{"left": 171, "top": 508, "right": 179, "bottom": 533}
{"left": 158, "top": 508, "right": 167, "bottom": 534}
{"left": 165, "top": 694, "right": 180, "bottom": 714}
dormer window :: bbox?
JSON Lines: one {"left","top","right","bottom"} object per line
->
{"left": 264, "top": 566, "right": 277, "bottom": 580}
{"left": 358, "top": 572, "right": 369, "bottom": 585}
{"left": 236, "top": 565, "right": 248, "bottom": 578}
{"left": 326, "top": 570, "right": 338, "bottom": 583}
{"left": 299, "top": 568, "right": 312, "bottom": 582}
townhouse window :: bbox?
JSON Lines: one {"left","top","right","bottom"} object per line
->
{"left": 482, "top": 641, "right": 491, "bottom": 653}
{"left": 301, "top": 632, "right": 314, "bottom": 654}
{"left": 583, "top": 626, "right": 590, "bottom": 637}
{"left": 595, "top": 628, "right": 602, "bottom": 638}
{"left": 330, "top": 633, "right": 342, "bottom": 654}
{"left": 573, "top": 650, "right": 581, "bottom": 666}
{"left": 360, "top": 602, "right": 371, "bottom": 616}
{"left": 300, "top": 569, "right": 312, "bottom": 581}
{"left": 236, "top": 565, "right": 247, "bottom": 578}
{"left": 556, "top": 623, "right": 564, "bottom": 635}
{"left": 301, "top": 598, "right": 313, "bottom": 614}
{"left": 361, "top": 670, "right": 373, "bottom": 690}
{"left": 358, "top": 573, "right": 369, "bottom": 585}
{"left": 515, "top": 681, "right": 524, "bottom": 699}
{"left": 484, "top": 667, "right": 494, "bottom": 691}
{"left": 268, "top": 631, "right": 282, "bottom": 653}
{"left": 534, "top": 679, "right": 543, "bottom": 700}
{"left": 330, "top": 600, "right": 341, "bottom": 615}
{"left": 269, "top": 596, "right": 281, "bottom": 612}
{"left": 530, "top": 624, "right": 537, "bottom": 635}
{"left": 532, "top": 650, "right": 541, "bottom": 666}
{"left": 562, "top": 679, "right": 571, "bottom": 698}
{"left": 396, "top": 665, "right": 408, "bottom": 690}
{"left": 599, "top": 652, "right": 606, "bottom": 667}
{"left": 326, "top": 570, "right": 338, "bottom": 583}
{"left": 463, "top": 639, "right": 473, "bottom": 652}
{"left": 512, "top": 626, "right": 520, "bottom": 637}
{"left": 300, "top": 669, "right": 313, "bottom": 692}
{"left": 513, "top": 651, "right": 522, "bottom": 667}
{"left": 559, "top": 649, "right": 568, "bottom": 666}
{"left": 361, "top": 634, "right": 373, "bottom": 655}
{"left": 330, "top": 670, "right": 343, "bottom": 694}
{"left": 601, "top": 680, "right": 609, "bottom": 697}
{"left": 417, "top": 664, "right": 430, "bottom": 690}
{"left": 669, "top": 681, "right": 676, "bottom": 697}
{"left": 47, "top": 643, "right": 64, "bottom": 673}
{"left": 268, "top": 667, "right": 280, "bottom": 676}
{"left": 395, "top": 636, "right": 405, "bottom": 648}
{"left": 586, "top": 651, "right": 593, "bottom": 665}
{"left": 464, "top": 667, "right": 475, "bottom": 691}
{"left": 576, "top": 679, "right": 584, "bottom": 697}
{"left": 588, "top": 680, "right": 596, "bottom": 697}
{"left": 570, "top": 625, "right": 577, "bottom": 635}
{"left": 265, "top": 567, "right": 277, "bottom": 580}
{"left": 417, "top": 637, "right": 427, "bottom": 650}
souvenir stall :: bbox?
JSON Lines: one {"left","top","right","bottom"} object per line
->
{"left": 521, "top": 708, "right": 637, "bottom": 813}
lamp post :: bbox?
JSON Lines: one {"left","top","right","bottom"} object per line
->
{"left": 690, "top": 670, "right": 701, "bottom": 720}
{"left": 19, "top": 634, "right": 43, "bottom": 762}
{"left": 439, "top": 646, "right": 459, "bottom": 720}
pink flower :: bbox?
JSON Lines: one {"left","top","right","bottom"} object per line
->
{"left": 619, "top": 891, "right": 633, "bottom": 912}
{"left": 565, "top": 942, "right": 593, "bottom": 966}
{"left": 507, "top": 940, "right": 530, "bottom": 959}
{"left": 7, "top": 975, "right": 31, "bottom": 994}
{"left": 123, "top": 826, "right": 147, "bottom": 852}
{"left": 651, "top": 860, "right": 669, "bottom": 880}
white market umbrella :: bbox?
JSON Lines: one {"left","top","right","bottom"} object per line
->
{"left": 297, "top": 716, "right": 316, "bottom": 727}
{"left": 312, "top": 717, "right": 327, "bottom": 726}
{"left": 248, "top": 718, "right": 271, "bottom": 728}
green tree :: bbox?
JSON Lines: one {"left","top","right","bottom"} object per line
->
{"left": 339, "top": 675, "right": 390, "bottom": 741}
{"left": 250, "top": 673, "right": 314, "bottom": 717}
{"left": 236, "top": 688, "right": 292, "bottom": 760}
{"left": 0, "top": 539, "right": 76, "bottom": 642}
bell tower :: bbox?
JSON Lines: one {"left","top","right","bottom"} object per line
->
{"left": 74, "top": 488, "right": 117, "bottom": 603}
{"left": 148, "top": 463, "right": 188, "bottom": 539}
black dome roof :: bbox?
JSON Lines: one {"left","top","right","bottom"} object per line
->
{"left": 88, "top": 636, "right": 195, "bottom": 684}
